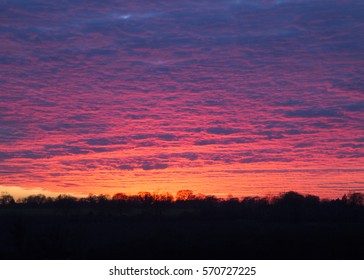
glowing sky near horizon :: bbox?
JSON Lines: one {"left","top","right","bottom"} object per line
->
{"left": 1, "top": 0, "right": 363, "bottom": 198}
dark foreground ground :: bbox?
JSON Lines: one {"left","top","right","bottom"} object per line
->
{"left": 1, "top": 200, "right": 364, "bottom": 260}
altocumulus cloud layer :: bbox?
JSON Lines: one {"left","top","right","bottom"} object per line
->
{"left": 0, "top": 0, "right": 363, "bottom": 197}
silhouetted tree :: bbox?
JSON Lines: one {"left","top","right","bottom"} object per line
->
{"left": 348, "top": 193, "right": 364, "bottom": 206}
{"left": 275, "top": 191, "right": 305, "bottom": 206}
{"left": 80, "top": 194, "right": 95, "bottom": 205}
{"left": 137, "top": 192, "right": 154, "bottom": 205}
{"left": 22, "top": 194, "right": 49, "bottom": 205}
{"left": 0, "top": 193, "right": 15, "bottom": 206}
{"left": 273, "top": 192, "right": 306, "bottom": 222}
{"left": 55, "top": 194, "right": 77, "bottom": 203}
{"left": 176, "top": 190, "right": 195, "bottom": 201}
{"left": 55, "top": 194, "right": 77, "bottom": 207}
{"left": 194, "top": 193, "right": 206, "bottom": 200}
{"left": 304, "top": 194, "right": 320, "bottom": 205}
{"left": 96, "top": 194, "right": 110, "bottom": 204}
{"left": 112, "top": 192, "right": 128, "bottom": 201}
{"left": 152, "top": 191, "right": 173, "bottom": 202}
{"left": 242, "top": 196, "right": 260, "bottom": 205}
{"left": 53, "top": 195, "right": 77, "bottom": 215}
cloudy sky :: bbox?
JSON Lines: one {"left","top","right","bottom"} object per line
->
{"left": 1, "top": 0, "right": 363, "bottom": 198}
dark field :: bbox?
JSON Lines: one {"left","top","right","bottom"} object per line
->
{"left": 1, "top": 191, "right": 363, "bottom": 259}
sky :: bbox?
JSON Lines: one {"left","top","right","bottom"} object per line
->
{"left": 1, "top": 0, "right": 363, "bottom": 199}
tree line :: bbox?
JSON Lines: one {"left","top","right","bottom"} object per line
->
{"left": 1, "top": 190, "right": 363, "bottom": 206}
